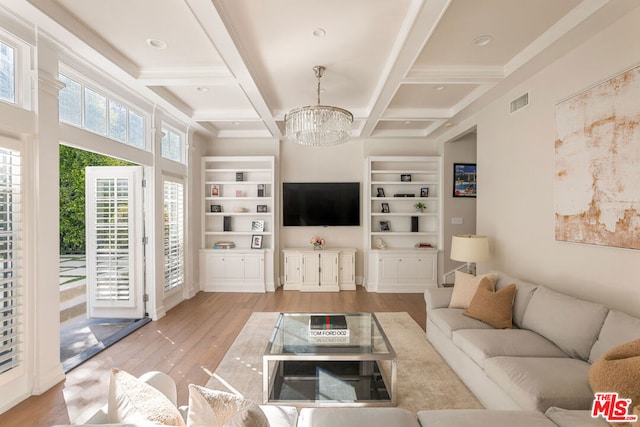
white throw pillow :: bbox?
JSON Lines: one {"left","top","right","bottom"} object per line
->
{"left": 108, "top": 368, "right": 185, "bottom": 426}
{"left": 186, "top": 384, "right": 269, "bottom": 427}
{"left": 449, "top": 271, "right": 498, "bottom": 309}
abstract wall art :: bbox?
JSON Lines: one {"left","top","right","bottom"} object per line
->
{"left": 554, "top": 64, "right": 640, "bottom": 249}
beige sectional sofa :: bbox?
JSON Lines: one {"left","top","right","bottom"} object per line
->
{"left": 423, "top": 270, "right": 640, "bottom": 423}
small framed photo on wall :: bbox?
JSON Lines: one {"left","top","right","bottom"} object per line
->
{"left": 453, "top": 163, "right": 477, "bottom": 198}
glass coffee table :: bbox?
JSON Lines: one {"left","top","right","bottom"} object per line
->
{"left": 263, "top": 312, "right": 396, "bottom": 406}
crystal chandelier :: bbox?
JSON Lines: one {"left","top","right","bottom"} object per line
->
{"left": 285, "top": 65, "right": 353, "bottom": 146}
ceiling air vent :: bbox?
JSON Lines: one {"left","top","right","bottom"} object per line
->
{"left": 510, "top": 92, "right": 529, "bottom": 113}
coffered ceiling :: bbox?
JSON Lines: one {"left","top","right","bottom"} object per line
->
{"left": 9, "top": 0, "right": 637, "bottom": 141}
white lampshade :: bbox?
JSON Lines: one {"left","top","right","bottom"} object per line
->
{"left": 450, "top": 234, "right": 490, "bottom": 263}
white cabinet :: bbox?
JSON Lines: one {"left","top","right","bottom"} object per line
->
{"left": 201, "top": 156, "right": 276, "bottom": 291}
{"left": 365, "top": 156, "right": 442, "bottom": 292}
{"left": 368, "top": 249, "right": 437, "bottom": 292}
{"left": 283, "top": 248, "right": 356, "bottom": 292}
{"left": 200, "top": 250, "right": 265, "bottom": 292}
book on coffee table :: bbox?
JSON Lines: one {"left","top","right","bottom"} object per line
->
{"left": 309, "top": 315, "right": 349, "bottom": 338}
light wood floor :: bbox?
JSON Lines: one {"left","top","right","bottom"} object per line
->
{"left": 3, "top": 288, "right": 426, "bottom": 426}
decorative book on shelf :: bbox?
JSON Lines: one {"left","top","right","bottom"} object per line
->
{"left": 213, "top": 241, "right": 235, "bottom": 249}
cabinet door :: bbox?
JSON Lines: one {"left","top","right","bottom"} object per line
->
{"left": 301, "top": 253, "right": 320, "bottom": 286}
{"left": 320, "top": 252, "right": 338, "bottom": 286}
{"left": 243, "top": 255, "right": 264, "bottom": 281}
{"left": 417, "top": 253, "right": 436, "bottom": 281}
{"left": 339, "top": 252, "right": 355, "bottom": 285}
{"left": 379, "top": 257, "right": 400, "bottom": 282}
{"left": 398, "top": 256, "right": 419, "bottom": 280}
{"left": 207, "top": 254, "right": 226, "bottom": 280}
{"left": 284, "top": 253, "right": 301, "bottom": 285}
{"left": 224, "top": 256, "right": 245, "bottom": 280}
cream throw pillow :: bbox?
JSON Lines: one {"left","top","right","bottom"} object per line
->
{"left": 108, "top": 368, "right": 185, "bottom": 426}
{"left": 449, "top": 271, "right": 498, "bottom": 309}
{"left": 186, "top": 384, "right": 269, "bottom": 427}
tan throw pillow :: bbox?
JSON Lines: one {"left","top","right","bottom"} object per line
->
{"left": 108, "top": 368, "right": 185, "bottom": 426}
{"left": 186, "top": 384, "right": 269, "bottom": 427}
{"left": 463, "top": 282, "right": 516, "bottom": 329}
{"left": 589, "top": 339, "right": 640, "bottom": 417}
{"left": 449, "top": 271, "right": 498, "bottom": 309}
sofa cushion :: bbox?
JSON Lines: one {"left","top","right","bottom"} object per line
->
{"left": 588, "top": 339, "right": 640, "bottom": 413}
{"left": 429, "top": 307, "right": 494, "bottom": 339}
{"left": 452, "top": 329, "right": 568, "bottom": 368}
{"left": 493, "top": 271, "right": 538, "bottom": 328}
{"left": 108, "top": 368, "right": 185, "bottom": 426}
{"left": 298, "top": 407, "right": 420, "bottom": 427}
{"left": 484, "top": 356, "right": 593, "bottom": 412}
{"left": 544, "top": 407, "right": 610, "bottom": 426}
{"left": 186, "top": 385, "right": 268, "bottom": 427}
{"left": 257, "top": 406, "right": 298, "bottom": 427}
{"left": 521, "top": 286, "right": 608, "bottom": 360}
{"left": 463, "top": 282, "right": 516, "bottom": 329}
{"left": 449, "top": 272, "right": 498, "bottom": 309}
{"left": 589, "top": 310, "right": 640, "bottom": 362}
{"left": 416, "top": 409, "right": 557, "bottom": 427}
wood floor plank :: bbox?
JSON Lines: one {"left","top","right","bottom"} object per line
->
{"left": 1, "top": 287, "right": 426, "bottom": 426}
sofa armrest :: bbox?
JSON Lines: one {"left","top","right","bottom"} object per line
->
{"left": 424, "top": 287, "right": 453, "bottom": 311}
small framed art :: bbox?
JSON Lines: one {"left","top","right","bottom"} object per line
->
{"left": 401, "top": 174, "right": 412, "bottom": 182}
{"left": 210, "top": 204, "right": 222, "bottom": 213}
{"left": 257, "top": 205, "right": 268, "bottom": 213}
{"left": 381, "top": 202, "right": 390, "bottom": 213}
{"left": 377, "top": 187, "right": 386, "bottom": 197}
{"left": 379, "top": 221, "right": 391, "bottom": 232}
{"left": 251, "top": 235, "right": 263, "bottom": 249}
{"left": 251, "top": 219, "right": 265, "bottom": 232}
{"left": 453, "top": 163, "right": 477, "bottom": 198}
{"left": 420, "top": 187, "right": 429, "bottom": 197}
{"left": 211, "top": 185, "right": 220, "bottom": 197}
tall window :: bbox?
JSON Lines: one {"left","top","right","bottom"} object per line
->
{"left": 161, "top": 127, "right": 184, "bottom": 163}
{"left": 58, "top": 71, "right": 147, "bottom": 149}
{"left": 0, "top": 147, "right": 21, "bottom": 376}
{"left": 163, "top": 179, "right": 183, "bottom": 292}
{"left": 0, "top": 41, "right": 15, "bottom": 104}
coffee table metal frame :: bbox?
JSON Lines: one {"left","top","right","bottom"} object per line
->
{"left": 263, "top": 312, "right": 397, "bottom": 407}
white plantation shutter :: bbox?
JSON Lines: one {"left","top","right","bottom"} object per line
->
{"left": 0, "top": 148, "right": 21, "bottom": 375}
{"left": 86, "top": 166, "right": 144, "bottom": 319}
{"left": 163, "top": 180, "right": 183, "bottom": 292}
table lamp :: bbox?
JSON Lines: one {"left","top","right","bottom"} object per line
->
{"left": 450, "top": 234, "right": 490, "bottom": 276}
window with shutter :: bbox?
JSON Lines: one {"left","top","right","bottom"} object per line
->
{"left": 163, "top": 179, "right": 183, "bottom": 292}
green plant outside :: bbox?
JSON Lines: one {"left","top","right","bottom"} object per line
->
{"left": 59, "top": 145, "right": 134, "bottom": 254}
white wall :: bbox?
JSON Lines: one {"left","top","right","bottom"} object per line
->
{"left": 476, "top": 7, "right": 640, "bottom": 317}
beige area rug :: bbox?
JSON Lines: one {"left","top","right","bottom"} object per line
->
{"left": 205, "top": 312, "right": 482, "bottom": 413}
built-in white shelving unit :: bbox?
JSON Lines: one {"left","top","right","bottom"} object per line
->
{"left": 200, "top": 156, "right": 276, "bottom": 292}
{"left": 365, "top": 156, "right": 442, "bottom": 292}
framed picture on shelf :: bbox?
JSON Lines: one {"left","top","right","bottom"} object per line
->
{"left": 377, "top": 187, "right": 385, "bottom": 197}
{"left": 211, "top": 185, "right": 220, "bottom": 197}
{"left": 210, "top": 204, "right": 222, "bottom": 213}
{"left": 251, "top": 235, "right": 263, "bottom": 249}
{"left": 251, "top": 219, "right": 265, "bottom": 232}
{"left": 379, "top": 221, "right": 391, "bottom": 232}
{"left": 256, "top": 205, "right": 268, "bottom": 213}
{"left": 235, "top": 172, "right": 244, "bottom": 181}
{"left": 420, "top": 187, "right": 429, "bottom": 197}
{"left": 381, "top": 202, "right": 390, "bottom": 213}
{"left": 401, "top": 174, "right": 412, "bottom": 182}
{"left": 453, "top": 163, "right": 477, "bottom": 198}
{"left": 257, "top": 184, "right": 265, "bottom": 197}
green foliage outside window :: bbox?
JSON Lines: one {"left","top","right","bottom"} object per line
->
{"left": 59, "top": 145, "right": 134, "bottom": 254}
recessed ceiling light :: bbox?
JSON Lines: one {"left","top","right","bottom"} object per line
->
{"left": 312, "top": 28, "right": 326, "bottom": 38}
{"left": 404, "top": 121, "right": 412, "bottom": 125}
{"left": 196, "top": 87, "right": 209, "bottom": 92}
{"left": 434, "top": 85, "right": 445, "bottom": 91}
{"left": 146, "top": 38, "right": 167, "bottom": 50}
{"left": 472, "top": 35, "right": 492, "bottom": 47}
{"left": 444, "top": 122, "right": 454, "bottom": 127}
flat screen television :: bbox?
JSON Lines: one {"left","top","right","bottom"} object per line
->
{"left": 283, "top": 182, "right": 360, "bottom": 226}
